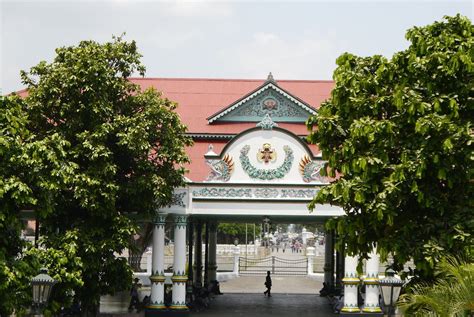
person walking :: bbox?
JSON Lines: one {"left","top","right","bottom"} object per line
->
{"left": 263, "top": 271, "right": 272, "bottom": 297}
{"left": 128, "top": 277, "right": 141, "bottom": 312}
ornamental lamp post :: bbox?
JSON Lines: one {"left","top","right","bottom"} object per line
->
{"left": 31, "top": 268, "right": 56, "bottom": 315}
{"left": 262, "top": 217, "right": 270, "bottom": 248}
{"left": 379, "top": 269, "right": 404, "bottom": 317}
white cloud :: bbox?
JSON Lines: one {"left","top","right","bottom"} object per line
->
{"left": 218, "top": 31, "right": 344, "bottom": 80}
{"left": 160, "top": 1, "right": 233, "bottom": 18}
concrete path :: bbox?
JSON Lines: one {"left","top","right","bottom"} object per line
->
{"left": 220, "top": 275, "right": 323, "bottom": 294}
{"left": 193, "top": 293, "right": 334, "bottom": 317}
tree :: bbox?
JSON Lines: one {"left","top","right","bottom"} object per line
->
{"left": 307, "top": 15, "right": 473, "bottom": 279}
{"left": 218, "top": 223, "right": 261, "bottom": 244}
{"left": 398, "top": 256, "right": 474, "bottom": 316}
{"left": 0, "top": 95, "right": 74, "bottom": 314}
{"left": 21, "top": 36, "right": 192, "bottom": 314}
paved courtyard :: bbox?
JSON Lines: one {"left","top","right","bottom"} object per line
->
{"left": 220, "top": 275, "right": 324, "bottom": 294}
{"left": 193, "top": 293, "right": 334, "bottom": 317}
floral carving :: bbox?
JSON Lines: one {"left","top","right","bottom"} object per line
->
{"left": 254, "top": 188, "right": 279, "bottom": 198}
{"left": 193, "top": 188, "right": 252, "bottom": 198}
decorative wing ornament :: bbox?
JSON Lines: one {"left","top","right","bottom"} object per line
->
{"left": 299, "top": 155, "right": 326, "bottom": 183}
{"left": 206, "top": 154, "right": 234, "bottom": 182}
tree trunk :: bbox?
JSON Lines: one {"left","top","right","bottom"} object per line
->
{"left": 128, "top": 223, "right": 153, "bottom": 272}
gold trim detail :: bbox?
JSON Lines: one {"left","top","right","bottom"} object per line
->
{"left": 171, "top": 275, "right": 188, "bottom": 282}
{"left": 362, "top": 307, "right": 383, "bottom": 313}
{"left": 342, "top": 277, "right": 360, "bottom": 285}
{"left": 169, "top": 305, "right": 189, "bottom": 310}
{"left": 149, "top": 275, "right": 166, "bottom": 283}
{"left": 147, "top": 304, "right": 167, "bottom": 310}
{"left": 341, "top": 307, "right": 361, "bottom": 313}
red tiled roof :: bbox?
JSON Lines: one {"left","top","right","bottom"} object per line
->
{"left": 130, "top": 78, "right": 334, "bottom": 135}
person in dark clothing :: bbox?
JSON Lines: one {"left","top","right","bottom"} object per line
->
{"left": 264, "top": 271, "right": 272, "bottom": 297}
{"left": 128, "top": 278, "right": 141, "bottom": 312}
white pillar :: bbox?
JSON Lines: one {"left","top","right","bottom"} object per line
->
{"left": 149, "top": 213, "right": 166, "bottom": 309}
{"left": 171, "top": 215, "right": 188, "bottom": 310}
{"left": 306, "top": 246, "right": 315, "bottom": 275}
{"left": 233, "top": 245, "right": 240, "bottom": 276}
{"left": 341, "top": 255, "right": 360, "bottom": 313}
{"left": 208, "top": 222, "right": 218, "bottom": 282}
{"left": 363, "top": 248, "right": 382, "bottom": 313}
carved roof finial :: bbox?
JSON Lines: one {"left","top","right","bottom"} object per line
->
{"left": 267, "top": 72, "right": 275, "bottom": 83}
{"left": 257, "top": 114, "right": 278, "bottom": 130}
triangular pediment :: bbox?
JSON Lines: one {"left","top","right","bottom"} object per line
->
{"left": 207, "top": 78, "right": 316, "bottom": 124}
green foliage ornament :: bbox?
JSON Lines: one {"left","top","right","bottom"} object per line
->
{"left": 307, "top": 15, "right": 473, "bottom": 280}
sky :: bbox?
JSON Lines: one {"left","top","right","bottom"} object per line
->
{"left": 1, "top": 0, "right": 472, "bottom": 94}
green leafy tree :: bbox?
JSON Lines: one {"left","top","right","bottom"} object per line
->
{"left": 0, "top": 95, "right": 74, "bottom": 314}
{"left": 398, "top": 256, "right": 474, "bottom": 316}
{"left": 21, "top": 36, "right": 192, "bottom": 314}
{"left": 307, "top": 15, "right": 473, "bottom": 279}
{"left": 218, "top": 223, "right": 261, "bottom": 244}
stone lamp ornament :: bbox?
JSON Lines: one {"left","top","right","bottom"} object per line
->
{"left": 31, "top": 268, "right": 57, "bottom": 315}
{"left": 379, "top": 269, "right": 404, "bottom": 317}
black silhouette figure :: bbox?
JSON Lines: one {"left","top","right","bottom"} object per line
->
{"left": 128, "top": 278, "right": 141, "bottom": 312}
{"left": 263, "top": 271, "right": 272, "bottom": 297}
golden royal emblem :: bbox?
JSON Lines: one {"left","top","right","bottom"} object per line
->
{"left": 257, "top": 143, "right": 277, "bottom": 164}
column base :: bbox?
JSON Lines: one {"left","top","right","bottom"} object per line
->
{"left": 147, "top": 303, "right": 167, "bottom": 310}
{"left": 341, "top": 307, "right": 361, "bottom": 313}
{"left": 169, "top": 303, "right": 189, "bottom": 310}
{"left": 362, "top": 306, "right": 383, "bottom": 313}
{"left": 340, "top": 313, "right": 383, "bottom": 317}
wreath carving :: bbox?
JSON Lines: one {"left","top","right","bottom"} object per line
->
{"left": 240, "top": 145, "right": 293, "bottom": 180}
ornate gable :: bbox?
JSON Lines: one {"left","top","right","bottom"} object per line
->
{"left": 207, "top": 73, "right": 316, "bottom": 124}
{"left": 204, "top": 116, "right": 329, "bottom": 185}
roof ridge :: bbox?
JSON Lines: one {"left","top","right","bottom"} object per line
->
{"left": 129, "top": 77, "right": 334, "bottom": 83}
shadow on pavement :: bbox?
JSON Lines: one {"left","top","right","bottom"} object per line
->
{"left": 191, "top": 293, "right": 334, "bottom": 317}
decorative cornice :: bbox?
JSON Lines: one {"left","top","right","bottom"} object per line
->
{"left": 207, "top": 82, "right": 316, "bottom": 123}
{"left": 192, "top": 187, "right": 319, "bottom": 200}
{"left": 188, "top": 133, "right": 235, "bottom": 140}
{"left": 187, "top": 133, "right": 312, "bottom": 141}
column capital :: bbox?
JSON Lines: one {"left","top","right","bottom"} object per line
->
{"left": 153, "top": 213, "right": 167, "bottom": 225}
{"left": 173, "top": 214, "right": 188, "bottom": 228}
